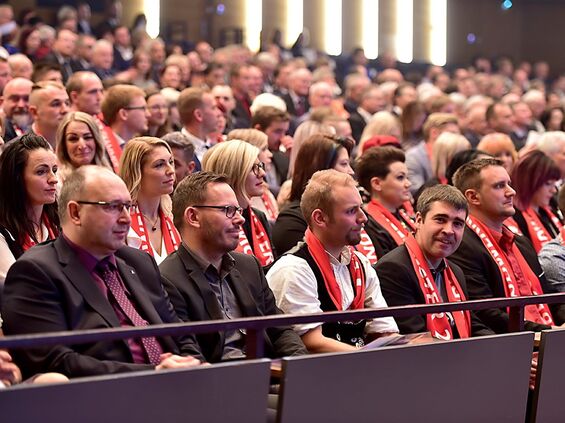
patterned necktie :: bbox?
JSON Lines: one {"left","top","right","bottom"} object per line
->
{"left": 97, "top": 261, "right": 161, "bottom": 365}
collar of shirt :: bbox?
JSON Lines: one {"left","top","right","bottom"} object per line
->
{"left": 183, "top": 243, "right": 235, "bottom": 279}
{"left": 326, "top": 246, "right": 353, "bottom": 266}
{"left": 62, "top": 233, "right": 117, "bottom": 273}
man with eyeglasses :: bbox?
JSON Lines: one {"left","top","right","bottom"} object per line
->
{"left": 101, "top": 84, "right": 150, "bottom": 156}
{"left": 159, "top": 171, "right": 307, "bottom": 363}
{"left": 2, "top": 166, "right": 204, "bottom": 379}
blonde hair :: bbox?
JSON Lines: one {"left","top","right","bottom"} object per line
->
{"left": 227, "top": 128, "right": 268, "bottom": 150}
{"left": 358, "top": 111, "right": 401, "bottom": 152}
{"left": 119, "top": 137, "right": 173, "bottom": 212}
{"left": 56, "top": 111, "right": 112, "bottom": 181}
{"left": 477, "top": 133, "right": 518, "bottom": 162}
{"left": 431, "top": 132, "right": 471, "bottom": 180}
{"left": 202, "top": 139, "right": 260, "bottom": 203}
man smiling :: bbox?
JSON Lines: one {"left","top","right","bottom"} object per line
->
{"left": 375, "top": 184, "right": 493, "bottom": 338}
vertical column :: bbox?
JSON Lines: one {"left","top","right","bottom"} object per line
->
{"left": 323, "top": 0, "right": 343, "bottom": 56}
{"left": 245, "top": 0, "right": 263, "bottom": 51}
{"left": 428, "top": 0, "right": 447, "bottom": 65}
{"left": 143, "top": 0, "right": 161, "bottom": 38}
{"left": 362, "top": 0, "right": 379, "bottom": 59}
{"left": 395, "top": 0, "right": 413, "bottom": 63}
{"left": 286, "top": 0, "right": 304, "bottom": 47}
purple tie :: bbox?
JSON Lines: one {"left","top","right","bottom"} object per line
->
{"left": 97, "top": 262, "right": 162, "bottom": 365}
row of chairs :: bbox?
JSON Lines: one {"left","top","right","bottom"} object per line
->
{"left": 2, "top": 328, "right": 563, "bottom": 422}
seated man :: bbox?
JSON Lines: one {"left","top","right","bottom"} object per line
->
{"left": 450, "top": 158, "right": 565, "bottom": 333}
{"left": 539, "top": 184, "right": 565, "bottom": 293}
{"left": 375, "top": 185, "right": 493, "bottom": 338}
{"left": 159, "top": 172, "right": 307, "bottom": 362}
{"left": 267, "top": 170, "right": 398, "bottom": 353}
{"left": 1, "top": 166, "right": 202, "bottom": 379}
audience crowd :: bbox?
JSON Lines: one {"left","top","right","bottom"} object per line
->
{"left": 2, "top": 1, "right": 565, "bottom": 401}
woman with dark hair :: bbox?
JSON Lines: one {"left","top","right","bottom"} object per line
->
{"left": 0, "top": 134, "right": 59, "bottom": 284}
{"left": 17, "top": 27, "right": 41, "bottom": 60}
{"left": 145, "top": 90, "right": 172, "bottom": 138}
{"left": 540, "top": 107, "right": 565, "bottom": 132}
{"left": 400, "top": 101, "right": 427, "bottom": 150}
{"left": 115, "top": 50, "right": 158, "bottom": 91}
{"left": 510, "top": 150, "right": 563, "bottom": 252}
{"left": 272, "top": 134, "right": 375, "bottom": 257}
{"left": 356, "top": 146, "right": 416, "bottom": 259}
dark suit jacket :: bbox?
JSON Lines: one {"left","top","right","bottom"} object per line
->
{"left": 3, "top": 118, "right": 20, "bottom": 142}
{"left": 348, "top": 109, "right": 367, "bottom": 144}
{"left": 272, "top": 200, "right": 306, "bottom": 255}
{"left": 364, "top": 214, "right": 400, "bottom": 260}
{"left": 271, "top": 150, "right": 290, "bottom": 184}
{"left": 43, "top": 52, "right": 73, "bottom": 83}
{"left": 159, "top": 246, "right": 307, "bottom": 363}
{"left": 449, "top": 225, "right": 565, "bottom": 333}
{"left": 281, "top": 92, "right": 309, "bottom": 117}
{"left": 231, "top": 96, "right": 252, "bottom": 129}
{"left": 1, "top": 237, "right": 203, "bottom": 379}
{"left": 375, "top": 244, "right": 494, "bottom": 336}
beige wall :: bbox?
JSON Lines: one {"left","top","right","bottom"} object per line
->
{"left": 9, "top": 0, "right": 565, "bottom": 74}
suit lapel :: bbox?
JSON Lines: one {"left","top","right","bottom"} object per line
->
{"left": 116, "top": 257, "right": 163, "bottom": 325}
{"left": 178, "top": 246, "right": 224, "bottom": 321}
{"left": 56, "top": 238, "right": 121, "bottom": 328}
{"left": 228, "top": 266, "right": 261, "bottom": 317}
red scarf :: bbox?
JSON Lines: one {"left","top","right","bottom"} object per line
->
{"left": 96, "top": 114, "right": 122, "bottom": 173}
{"left": 504, "top": 216, "right": 523, "bottom": 236}
{"left": 21, "top": 213, "right": 58, "bottom": 251}
{"left": 235, "top": 207, "right": 274, "bottom": 266}
{"left": 522, "top": 207, "right": 563, "bottom": 253}
{"left": 261, "top": 192, "right": 278, "bottom": 221}
{"left": 305, "top": 229, "right": 366, "bottom": 310}
{"left": 402, "top": 201, "right": 416, "bottom": 220}
{"left": 354, "top": 228, "right": 378, "bottom": 265}
{"left": 129, "top": 205, "right": 181, "bottom": 257}
{"left": 365, "top": 200, "right": 413, "bottom": 245}
{"left": 466, "top": 215, "right": 554, "bottom": 325}
{"left": 404, "top": 236, "right": 470, "bottom": 340}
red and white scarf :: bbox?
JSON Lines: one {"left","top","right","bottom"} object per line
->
{"left": 504, "top": 216, "right": 523, "bottom": 236}
{"left": 354, "top": 228, "right": 378, "bottom": 265}
{"left": 365, "top": 199, "right": 414, "bottom": 246}
{"left": 96, "top": 114, "right": 122, "bottom": 173}
{"left": 129, "top": 205, "right": 181, "bottom": 257}
{"left": 21, "top": 213, "right": 58, "bottom": 251}
{"left": 467, "top": 215, "right": 554, "bottom": 325}
{"left": 522, "top": 207, "right": 563, "bottom": 253}
{"left": 404, "top": 236, "right": 470, "bottom": 340}
{"left": 305, "top": 229, "right": 366, "bottom": 310}
{"left": 235, "top": 207, "right": 274, "bottom": 266}
{"left": 261, "top": 192, "right": 278, "bottom": 221}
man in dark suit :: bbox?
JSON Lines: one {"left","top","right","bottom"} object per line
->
{"left": 159, "top": 172, "right": 307, "bottom": 363}
{"left": 43, "top": 29, "right": 77, "bottom": 83}
{"left": 450, "top": 158, "right": 565, "bottom": 333}
{"left": 348, "top": 84, "right": 386, "bottom": 144}
{"left": 1, "top": 166, "right": 203, "bottom": 379}
{"left": 376, "top": 185, "right": 493, "bottom": 338}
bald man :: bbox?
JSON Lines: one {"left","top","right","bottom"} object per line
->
{"left": 1, "top": 77, "right": 33, "bottom": 141}
{"left": 28, "top": 81, "right": 70, "bottom": 148}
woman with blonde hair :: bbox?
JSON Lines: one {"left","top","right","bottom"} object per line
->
{"left": 358, "top": 111, "right": 402, "bottom": 155}
{"left": 431, "top": 132, "right": 471, "bottom": 184}
{"left": 477, "top": 133, "right": 518, "bottom": 173}
{"left": 227, "top": 128, "right": 279, "bottom": 221}
{"left": 120, "top": 136, "right": 180, "bottom": 264}
{"left": 55, "top": 111, "right": 112, "bottom": 183}
{"left": 203, "top": 139, "right": 275, "bottom": 266}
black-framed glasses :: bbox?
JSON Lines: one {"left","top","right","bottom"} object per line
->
{"left": 77, "top": 200, "right": 133, "bottom": 214}
{"left": 192, "top": 205, "right": 243, "bottom": 218}
{"left": 123, "top": 105, "right": 147, "bottom": 111}
{"left": 251, "top": 162, "right": 266, "bottom": 177}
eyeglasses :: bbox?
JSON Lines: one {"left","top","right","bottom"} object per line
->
{"left": 148, "top": 104, "right": 169, "bottom": 111}
{"left": 251, "top": 162, "right": 266, "bottom": 177}
{"left": 192, "top": 205, "right": 243, "bottom": 218}
{"left": 123, "top": 105, "right": 148, "bottom": 111}
{"left": 77, "top": 200, "right": 133, "bottom": 214}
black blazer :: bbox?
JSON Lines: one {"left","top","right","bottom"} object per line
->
{"left": 449, "top": 225, "right": 565, "bottom": 333}
{"left": 272, "top": 200, "right": 307, "bottom": 255}
{"left": 271, "top": 150, "right": 290, "bottom": 183}
{"left": 159, "top": 246, "right": 307, "bottom": 363}
{"left": 1, "top": 237, "right": 203, "bottom": 379}
{"left": 375, "top": 244, "right": 494, "bottom": 337}
{"left": 348, "top": 109, "right": 367, "bottom": 144}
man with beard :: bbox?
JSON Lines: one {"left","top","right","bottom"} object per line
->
{"left": 1, "top": 78, "right": 33, "bottom": 142}
{"left": 267, "top": 170, "right": 398, "bottom": 353}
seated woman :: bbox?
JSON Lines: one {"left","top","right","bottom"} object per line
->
{"left": 145, "top": 89, "right": 172, "bottom": 138}
{"left": 272, "top": 134, "right": 378, "bottom": 263}
{"left": 203, "top": 139, "right": 275, "bottom": 267}
{"left": 120, "top": 137, "right": 180, "bottom": 264}
{"left": 55, "top": 111, "right": 112, "bottom": 183}
{"left": 227, "top": 128, "right": 279, "bottom": 222}
{"left": 0, "top": 134, "right": 59, "bottom": 285}
{"left": 510, "top": 150, "right": 563, "bottom": 252}
{"left": 356, "top": 146, "right": 416, "bottom": 259}
{"left": 477, "top": 133, "right": 517, "bottom": 174}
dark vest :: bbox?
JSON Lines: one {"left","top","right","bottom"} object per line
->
{"left": 292, "top": 243, "right": 367, "bottom": 346}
